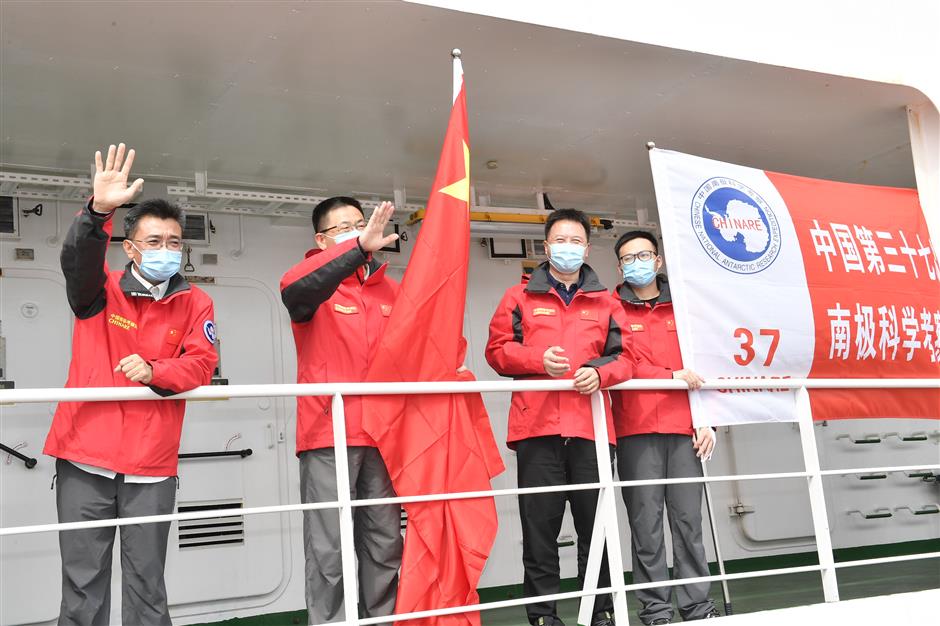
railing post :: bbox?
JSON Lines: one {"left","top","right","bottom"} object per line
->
{"left": 795, "top": 386, "right": 840, "bottom": 602}
{"left": 578, "top": 390, "right": 629, "bottom": 625}
{"left": 332, "top": 393, "right": 360, "bottom": 625}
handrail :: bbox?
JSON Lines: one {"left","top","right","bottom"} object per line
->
{"left": 5, "top": 464, "right": 940, "bottom": 537}
{"left": 0, "top": 442, "right": 38, "bottom": 469}
{"left": 0, "top": 377, "right": 937, "bottom": 404}
{"left": 178, "top": 448, "right": 252, "bottom": 460}
{"left": 2, "top": 377, "right": 938, "bottom": 625}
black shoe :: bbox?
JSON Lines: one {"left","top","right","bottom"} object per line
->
{"left": 702, "top": 609, "right": 721, "bottom": 619}
{"left": 649, "top": 619, "right": 672, "bottom": 625}
{"left": 591, "top": 611, "right": 614, "bottom": 626}
{"left": 535, "top": 616, "right": 565, "bottom": 626}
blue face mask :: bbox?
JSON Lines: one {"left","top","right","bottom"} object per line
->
{"left": 622, "top": 258, "right": 657, "bottom": 287}
{"left": 134, "top": 245, "right": 182, "bottom": 283}
{"left": 328, "top": 229, "right": 362, "bottom": 245}
{"left": 548, "top": 242, "right": 586, "bottom": 274}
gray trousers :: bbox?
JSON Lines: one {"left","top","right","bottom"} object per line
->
{"left": 299, "top": 446, "right": 403, "bottom": 625}
{"left": 617, "top": 434, "right": 716, "bottom": 624}
{"left": 54, "top": 458, "right": 176, "bottom": 626}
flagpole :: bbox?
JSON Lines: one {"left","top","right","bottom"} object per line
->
{"left": 451, "top": 48, "right": 462, "bottom": 103}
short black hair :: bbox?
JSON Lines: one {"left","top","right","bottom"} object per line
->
{"left": 544, "top": 208, "right": 591, "bottom": 242}
{"left": 614, "top": 230, "right": 659, "bottom": 259}
{"left": 124, "top": 199, "right": 184, "bottom": 239}
{"left": 312, "top": 196, "right": 364, "bottom": 233}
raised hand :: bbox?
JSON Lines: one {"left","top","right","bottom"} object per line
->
{"left": 358, "top": 201, "right": 400, "bottom": 253}
{"left": 92, "top": 143, "right": 144, "bottom": 213}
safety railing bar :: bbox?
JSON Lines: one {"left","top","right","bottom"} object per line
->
{"left": 0, "top": 470, "right": 814, "bottom": 536}
{"left": 819, "top": 464, "right": 940, "bottom": 476}
{"left": 2, "top": 377, "right": 937, "bottom": 404}
{"left": 831, "top": 552, "right": 940, "bottom": 569}
{"left": 352, "top": 563, "right": 830, "bottom": 626}
{"left": 15, "top": 463, "right": 938, "bottom": 536}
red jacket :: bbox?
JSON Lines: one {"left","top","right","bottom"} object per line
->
{"left": 44, "top": 203, "right": 218, "bottom": 476}
{"left": 280, "top": 239, "right": 398, "bottom": 453}
{"left": 610, "top": 277, "right": 694, "bottom": 437}
{"left": 485, "top": 263, "right": 635, "bottom": 446}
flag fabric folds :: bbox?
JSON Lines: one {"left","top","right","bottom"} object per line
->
{"left": 361, "top": 54, "right": 505, "bottom": 626}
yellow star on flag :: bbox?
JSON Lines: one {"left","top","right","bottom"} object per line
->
{"left": 438, "top": 140, "right": 470, "bottom": 203}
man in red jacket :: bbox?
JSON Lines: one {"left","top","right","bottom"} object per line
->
{"left": 280, "top": 196, "right": 402, "bottom": 625}
{"left": 45, "top": 143, "right": 218, "bottom": 625}
{"left": 610, "top": 231, "right": 719, "bottom": 624}
{"left": 486, "top": 208, "right": 634, "bottom": 626}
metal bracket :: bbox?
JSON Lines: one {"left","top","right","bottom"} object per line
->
{"left": 848, "top": 508, "right": 893, "bottom": 520}
{"left": 728, "top": 502, "right": 755, "bottom": 516}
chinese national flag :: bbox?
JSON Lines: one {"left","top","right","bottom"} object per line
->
{"left": 361, "top": 54, "right": 505, "bottom": 626}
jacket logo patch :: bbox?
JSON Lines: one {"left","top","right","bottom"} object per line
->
{"left": 665, "top": 319, "right": 676, "bottom": 331}
{"left": 579, "top": 309, "right": 598, "bottom": 321}
{"left": 532, "top": 307, "right": 556, "bottom": 317}
{"left": 334, "top": 303, "right": 359, "bottom": 315}
{"left": 108, "top": 314, "right": 138, "bottom": 331}
{"left": 203, "top": 320, "right": 217, "bottom": 344}
{"left": 631, "top": 323, "right": 645, "bottom": 332}
{"left": 380, "top": 304, "right": 393, "bottom": 317}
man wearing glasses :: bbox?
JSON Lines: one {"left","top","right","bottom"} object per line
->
{"left": 45, "top": 143, "right": 218, "bottom": 625}
{"left": 486, "top": 208, "right": 634, "bottom": 626}
{"left": 609, "top": 231, "right": 720, "bottom": 624}
{"left": 280, "top": 196, "right": 402, "bottom": 624}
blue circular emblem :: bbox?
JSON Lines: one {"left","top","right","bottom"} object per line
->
{"left": 690, "top": 177, "right": 781, "bottom": 274}
{"left": 203, "top": 320, "right": 217, "bottom": 344}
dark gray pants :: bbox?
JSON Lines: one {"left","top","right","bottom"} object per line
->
{"left": 617, "top": 434, "right": 716, "bottom": 624}
{"left": 299, "top": 446, "right": 403, "bottom": 625}
{"left": 55, "top": 458, "right": 176, "bottom": 626}
{"left": 516, "top": 436, "right": 614, "bottom": 624}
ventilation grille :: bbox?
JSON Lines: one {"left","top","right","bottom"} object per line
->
{"left": 0, "top": 196, "right": 16, "bottom": 235}
{"left": 182, "top": 213, "right": 209, "bottom": 244}
{"left": 177, "top": 499, "right": 244, "bottom": 549}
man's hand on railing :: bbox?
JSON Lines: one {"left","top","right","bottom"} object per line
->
{"left": 673, "top": 368, "right": 705, "bottom": 390}
{"left": 573, "top": 367, "right": 600, "bottom": 395}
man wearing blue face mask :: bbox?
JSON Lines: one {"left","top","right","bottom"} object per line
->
{"left": 280, "top": 196, "right": 403, "bottom": 625}
{"left": 486, "top": 208, "right": 635, "bottom": 626}
{"left": 609, "top": 231, "right": 720, "bottom": 624}
{"left": 45, "top": 143, "right": 218, "bottom": 625}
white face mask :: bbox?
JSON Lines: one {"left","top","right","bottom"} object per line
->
{"left": 326, "top": 230, "right": 362, "bottom": 245}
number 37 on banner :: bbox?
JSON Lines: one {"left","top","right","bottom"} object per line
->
{"left": 733, "top": 328, "right": 781, "bottom": 367}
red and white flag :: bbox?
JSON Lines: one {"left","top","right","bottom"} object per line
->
{"left": 650, "top": 148, "right": 940, "bottom": 425}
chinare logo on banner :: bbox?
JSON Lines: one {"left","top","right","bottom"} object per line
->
{"left": 650, "top": 148, "right": 940, "bottom": 428}
{"left": 691, "top": 177, "right": 782, "bottom": 274}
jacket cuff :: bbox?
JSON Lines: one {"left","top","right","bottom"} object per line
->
{"left": 85, "top": 197, "right": 116, "bottom": 218}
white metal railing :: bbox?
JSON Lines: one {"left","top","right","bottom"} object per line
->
{"left": 1, "top": 377, "right": 939, "bottom": 626}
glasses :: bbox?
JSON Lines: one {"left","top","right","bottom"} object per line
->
{"left": 619, "top": 250, "right": 656, "bottom": 265}
{"left": 131, "top": 237, "right": 183, "bottom": 251}
{"left": 319, "top": 220, "right": 367, "bottom": 236}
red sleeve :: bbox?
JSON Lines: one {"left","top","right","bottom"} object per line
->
{"left": 485, "top": 289, "right": 546, "bottom": 376}
{"left": 148, "top": 294, "right": 218, "bottom": 395}
{"left": 589, "top": 303, "right": 635, "bottom": 387}
{"left": 280, "top": 239, "right": 368, "bottom": 323}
